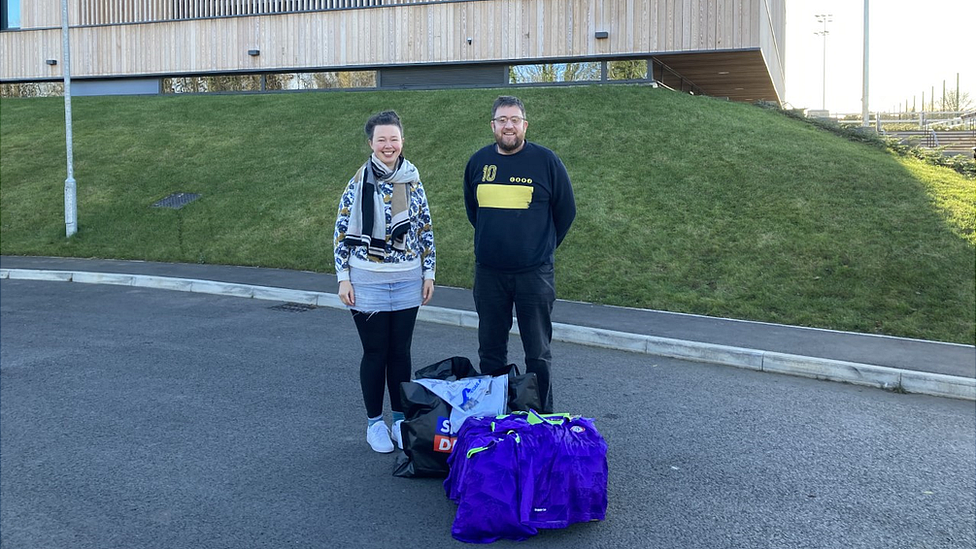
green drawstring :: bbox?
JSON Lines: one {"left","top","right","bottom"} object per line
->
{"left": 467, "top": 445, "right": 490, "bottom": 458}
{"left": 469, "top": 412, "right": 578, "bottom": 459}
{"left": 466, "top": 431, "right": 520, "bottom": 459}
{"left": 526, "top": 410, "right": 573, "bottom": 425}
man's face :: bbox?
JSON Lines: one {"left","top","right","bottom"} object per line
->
{"left": 491, "top": 105, "right": 528, "bottom": 154}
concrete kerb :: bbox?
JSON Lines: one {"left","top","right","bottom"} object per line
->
{"left": 3, "top": 268, "right": 973, "bottom": 402}
{"left": 5, "top": 269, "right": 72, "bottom": 282}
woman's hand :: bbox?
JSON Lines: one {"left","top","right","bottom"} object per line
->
{"left": 338, "top": 280, "right": 355, "bottom": 307}
{"left": 422, "top": 279, "right": 435, "bottom": 305}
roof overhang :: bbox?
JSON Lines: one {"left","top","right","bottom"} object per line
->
{"left": 653, "top": 49, "right": 781, "bottom": 104}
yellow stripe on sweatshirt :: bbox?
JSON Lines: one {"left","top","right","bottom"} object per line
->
{"left": 477, "top": 184, "right": 533, "bottom": 209}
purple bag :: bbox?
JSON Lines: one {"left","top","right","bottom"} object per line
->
{"left": 446, "top": 412, "right": 608, "bottom": 543}
{"left": 450, "top": 433, "right": 538, "bottom": 543}
{"left": 517, "top": 416, "right": 608, "bottom": 528}
{"left": 445, "top": 415, "right": 532, "bottom": 503}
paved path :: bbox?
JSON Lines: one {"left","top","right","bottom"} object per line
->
{"left": 2, "top": 255, "right": 973, "bottom": 401}
{"left": 2, "top": 277, "right": 974, "bottom": 548}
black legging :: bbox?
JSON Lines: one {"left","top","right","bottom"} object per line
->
{"left": 351, "top": 307, "right": 419, "bottom": 418}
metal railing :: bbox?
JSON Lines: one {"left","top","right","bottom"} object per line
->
{"left": 881, "top": 129, "right": 976, "bottom": 152}
{"left": 650, "top": 58, "right": 706, "bottom": 98}
{"left": 833, "top": 110, "right": 976, "bottom": 131}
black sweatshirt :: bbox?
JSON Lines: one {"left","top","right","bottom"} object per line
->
{"left": 463, "top": 141, "right": 576, "bottom": 272}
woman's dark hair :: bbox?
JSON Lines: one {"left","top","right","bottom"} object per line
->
{"left": 365, "top": 110, "right": 402, "bottom": 140}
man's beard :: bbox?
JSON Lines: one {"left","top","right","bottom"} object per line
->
{"left": 495, "top": 134, "right": 524, "bottom": 153}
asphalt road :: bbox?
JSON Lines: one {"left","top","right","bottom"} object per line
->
{"left": 2, "top": 279, "right": 974, "bottom": 549}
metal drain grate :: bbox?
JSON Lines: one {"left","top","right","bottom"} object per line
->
{"left": 269, "top": 302, "right": 318, "bottom": 312}
{"left": 152, "top": 192, "right": 201, "bottom": 209}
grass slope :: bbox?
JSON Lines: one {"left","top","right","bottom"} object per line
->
{"left": 1, "top": 86, "right": 974, "bottom": 343}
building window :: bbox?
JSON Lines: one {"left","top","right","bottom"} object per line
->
{"left": 161, "top": 71, "right": 377, "bottom": 94}
{"left": 608, "top": 60, "right": 648, "bottom": 81}
{"left": 264, "top": 71, "right": 377, "bottom": 90}
{"left": 509, "top": 63, "right": 601, "bottom": 84}
{"left": 1, "top": 0, "right": 21, "bottom": 30}
{"left": 0, "top": 82, "right": 64, "bottom": 98}
{"left": 162, "top": 75, "right": 265, "bottom": 93}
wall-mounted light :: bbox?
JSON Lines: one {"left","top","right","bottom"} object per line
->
{"left": 466, "top": 37, "right": 472, "bottom": 45}
{"left": 46, "top": 59, "right": 58, "bottom": 66}
{"left": 247, "top": 49, "right": 260, "bottom": 57}
{"left": 594, "top": 31, "right": 609, "bottom": 39}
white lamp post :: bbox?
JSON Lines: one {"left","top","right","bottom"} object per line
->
{"left": 814, "top": 13, "right": 833, "bottom": 112}
{"left": 861, "top": 1, "right": 870, "bottom": 127}
{"left": 61, "top": 0, "right": 77, "bottom": 237}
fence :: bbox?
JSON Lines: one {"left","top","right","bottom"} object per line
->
{"left": 833, "top": 110, "right": 976, "bottom": 131}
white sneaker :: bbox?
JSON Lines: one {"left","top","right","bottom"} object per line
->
{"left": 391, "top": 420, "right": 404, "bottom": 450}
{"left": 366, "top": 422, "right": 394, "bottom": 453}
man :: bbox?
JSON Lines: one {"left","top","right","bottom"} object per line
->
{"left": 463, "top": 95, "right": 576, "bottom": 413}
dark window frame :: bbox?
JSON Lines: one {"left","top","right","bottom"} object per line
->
{"left": 1, "top": 0, "right": 21, "bottom": 30}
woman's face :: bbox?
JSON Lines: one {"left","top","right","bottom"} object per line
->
{"left": 369, "top": 124, "right": 403, "bottom": 169}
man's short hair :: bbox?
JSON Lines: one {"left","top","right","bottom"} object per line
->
{"left": 492, "top": 96, "right": 526, "bottom": 119}
{"left": 365, "top": 110, "right": 402, "bottom": 140}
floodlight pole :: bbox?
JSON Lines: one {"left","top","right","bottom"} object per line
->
{"left": 815, "top": 13, "right": 832, "bottom": 112}
{"left": 861, "top": 0, "right": 869, "bottom": 127}
{"left": 61, "top": 0, "right": 77, "bottom": 237}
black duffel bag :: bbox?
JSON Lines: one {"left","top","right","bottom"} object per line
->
{"left": 393, "top": 357, "right": 541, "bottom": 478}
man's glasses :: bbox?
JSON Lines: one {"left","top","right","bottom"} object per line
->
{"left": 491, "top": 116, "right": 526, "bottom": 126}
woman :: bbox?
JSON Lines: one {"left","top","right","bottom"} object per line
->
{"left": 334, "top": 110, "right": 436, "bottom": 453}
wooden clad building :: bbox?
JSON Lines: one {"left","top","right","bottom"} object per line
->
{"left": 0, "top": 0, "right": 785, "bottom": 102}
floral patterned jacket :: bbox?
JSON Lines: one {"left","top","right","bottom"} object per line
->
{"left": 334, "top": 166, "right": 435, "bottom": 282}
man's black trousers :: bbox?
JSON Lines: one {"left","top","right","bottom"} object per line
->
{"left": 473, "top": 263, "right": 556, "bottom": 413}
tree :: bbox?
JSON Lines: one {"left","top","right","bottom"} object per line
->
{"left": 510, "top": 64, "right": 560, "bottom": 83}
{"left": 608, "top": 60, "right": 648, "bottom": 80}
{"left": 510, "top": 63, "right": 600, "bottom": 83}
{"left": 0, "top": 82, "right": 63, "bottom": 97}
{"left": 561, "top": 62, "right": 600, "bottom": 81}
{"left": 337, "top": 71, "right": 376, "bottom": 88}
{"left": 937, "top": 90, "right": 973, "bottom": 112}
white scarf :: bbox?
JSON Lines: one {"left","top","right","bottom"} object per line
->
{"left": 343, "top": 154, "right": 420, "bottom": 260}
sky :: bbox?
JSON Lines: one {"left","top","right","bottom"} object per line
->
{"left": 783, "top": 0, "right": 974, "bottom": 114}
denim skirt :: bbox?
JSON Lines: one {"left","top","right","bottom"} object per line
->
{"left": 349, "top": 278, "right": 423, "bottom": 312}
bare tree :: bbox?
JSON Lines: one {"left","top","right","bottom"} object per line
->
{"left": 511, "top": 64, "right": 559, "bottom": 83}
{"left": 608, "top": 60, "right": 648, "bottom": 80}
{"left": 0, "top": 82, "right": 63, "bottom": 97}
{"left": 562, "top": 62, "right": 600, "bottom": 81}
{"left": 938, "top": 91, "right": 974, "bottom": 112}
{"left": 337, "top": 71, "right": 376, "bottom": 88}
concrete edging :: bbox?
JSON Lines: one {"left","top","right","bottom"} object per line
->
{"left": 3, "top": 267, "right": 973, "bottom": 401}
